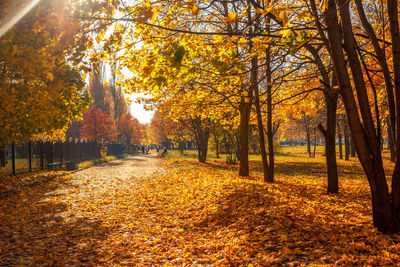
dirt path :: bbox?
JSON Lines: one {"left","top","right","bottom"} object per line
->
{"left": 77, "top": 153, "right": 162, "bottom": 180}
{"left": 0, "top": 153, "right": 163, "bottom": 266}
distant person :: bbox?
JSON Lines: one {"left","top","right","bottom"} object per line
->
{"left": 161, "top": 146, "right": 168, "bottom": 157}
{"left": 141, "top": 146, "right": 145, "bottom": 154}
{"left": 146, "top": 145, "right": 150, "bottom": 154}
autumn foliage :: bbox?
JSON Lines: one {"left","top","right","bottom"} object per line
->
{"left": 80, "top": 106, "right": 117, "bottom": 142}
{"left": 0, "top": 0, "right": 90, "bottom": 144}
{"left": 118, "top": 113, "right": 142, "bottom": 145}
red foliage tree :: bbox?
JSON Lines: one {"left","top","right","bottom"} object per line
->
{"left": 118, "top": 113, "right": 142, "bottom": 145}
{"left": 80, "top": 106, "right": 117, "bottom": 142}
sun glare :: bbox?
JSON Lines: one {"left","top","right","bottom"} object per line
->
{"left": 0, "top": 0, "right": 41, "bottom": 37}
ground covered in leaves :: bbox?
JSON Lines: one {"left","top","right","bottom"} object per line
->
{"left": 1, "top": 148, "right": 400, "bottom": 265}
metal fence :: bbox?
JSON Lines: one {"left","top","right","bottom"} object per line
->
{"left": 0, "top": 139, "right": 104, "bottom": 177}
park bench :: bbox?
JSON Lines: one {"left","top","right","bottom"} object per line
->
{"left": 48, "top": 162, "right": 62, "bottom": 170}
{"left": 65, "top": 161, "right": 78, "bottom": 171}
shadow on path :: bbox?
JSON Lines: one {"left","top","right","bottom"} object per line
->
{"left": 0, "top": 175, "right": 114, "bottom": 265}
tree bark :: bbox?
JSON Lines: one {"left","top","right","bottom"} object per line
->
{"left": 266, "top": 72, "right": 274, "bottom": 182}
{"left": 189, "top": 118, "right": 210, "bottom": 163}
{"left": 324, "top": 0, "right": 394, "bottom": 232}
{"left": 338, "top": 122, "right": 343, "bottom": 159}
{"left": 239, "top": 100, "right": 251, "bottom": 176}
{"left": 318, "top": 94, "right": 339, "bottom": 194}
{"left": 313, "top": 129, "right": 317, "bottom": 158}
{"left": 179, "top": 141, "right": 184, "bottom": 155}
{"left": 388, "top": 116, "right": 396, "bottom": 162}
{"left": 387, "top": 0, "right": 400, "bottom": 233}
{"left": 253, "top": 55, "right": 271, "bottom": 183}
{"left": 344, "top": 122, "right": 350, "bottom": 161}
{"left": 326, "top": 95, "right": 338, "bottom": 193}
{"left": 354, "top": 0, "right": 396, "bottom": 144}
{"left": 0, "top": 146, "right": 6, "bottom": 167}
{"left": 197, "top": 137, "right": 208, "bottom": 163}
{"left": 265, "top": 3, "right": 274, "bottom": 182}
{"left": 306, "top": 130, "right": 312, "bottom": 158}
{"left": 305, "top": 43, "right": 338, "bottom": 193}
{"left": 350, "top": 137, "right": 356, "bottom": 157}
{"left": 213, "top": 133, "right": 220, "bottom": 158}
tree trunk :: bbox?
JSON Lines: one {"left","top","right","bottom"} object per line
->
{"left": 350, "top": 137, "right": 356, "bottom": 157}
{"left": 319, "top": 94, "right": 339, "bottom": 194}
{"left": 179, "top": 141, "right": 184, "bottom": 155}
{"left": 266, "top": 73, "right": 274, "bottom": 182}
{"left": 326, "top": 95, "right": 338, "bottom": 193}
{"left": 189, "top": 118, "right": 210, "bottom": 163}
{"left": 12, "top": 142, "right": 15, "bottom": 175}
{"left": 253, "top": 55, "right": 271, "bottom": 183}
{"left": 338, "top": 124, "right": 343, "bottom": 159}
{"left": 388, "top": 116, "right": 396, "bottom": 162}
{"left": 305, "top": 42, "right": 338, "bottom": 192}
{"left": 239, "top": 100, "right": 251, "bottom": 176}
{"left": 197, "top": 137, "right": 208, "bottom": 163}
{"left": 265, "top": 9, "right": 274, "bottom": 182}
{"left": 313, "top": 129, "right": 317, "bottom": 158}
{"left": 306, "top": 130, "right": 312, "bottom": 157}
{"left": 387, "top": 0, "right": 400, "bottom": 232}
{"left": 0, "top": 146, "right": 6, "bottom": 167}
{"left": 323, "top": 0, "right": 394, "bottom": 232}
{"left": 213, "top": 133, "right": 220, "bottom": 158}
{"left": 344, "top": 122, "right": 350, "bottom": 161}
{"left": 354, "top": 0, "right": 396, "bottom": 144}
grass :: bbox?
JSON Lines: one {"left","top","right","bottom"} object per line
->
{"left": 166, "top": 145, "right": 395, "bottom": 181}
{"left": 0, "top": 158, "right": 42, "bottom": 177}
{"left": 78, "top": 153, "right": 129, "bottom": 169}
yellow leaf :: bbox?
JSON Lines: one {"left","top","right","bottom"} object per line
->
{"left": 238, "top": 37, "right": 247, "bottom": 46}
{"left": 281, "top": 29, "right": 292, "bottom": 38}
{"left": 46, "top": 72, "right": 54, "bottom": 81}
{"left": 224, "top": 12, "right": 238, "bottom": 24}
{"left": 279, "top": 11, "right": 289, "bottom": 27}
{"left": 192, "top": 5, "right": 199, "bottom": 16}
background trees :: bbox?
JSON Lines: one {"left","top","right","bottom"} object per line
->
{"left": 80, "top": 106, "right": 117, "bottom": 142}
{"left": 118, "top": 113, "right": 142, "bottom": 146}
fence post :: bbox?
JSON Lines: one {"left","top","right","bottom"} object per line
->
{"left": 40, "top": 141, "right": 44, "bottom": 170}
{"left": 28, "top": 140, "right": 32, "bottom": 172}
{"left": 12, "top": 142, "right": 15, "bottom": 175}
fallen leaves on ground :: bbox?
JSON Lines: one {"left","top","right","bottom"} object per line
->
{"left": 0, "top": 170, "right": 65, "bottom": 199}
{"left": 1, "top": 156, "right": 399, "bottom": 265}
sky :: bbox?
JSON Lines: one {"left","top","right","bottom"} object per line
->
{"left": 127, "top": 94, "right": 154, "bottom": 124}
{"left": 119, "top": 68, "right": 154, "bottom": 124}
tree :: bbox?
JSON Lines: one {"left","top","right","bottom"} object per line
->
{"left": 80, "top": 106, "right": 117, "bottom": 142}
{"left": 319, "top": 0, "right": 400, "bottom": 232}
{"left": 0, "top": 0, "right": 90, "bottom": 145}
{"left": 118, "top": 113, "right": 142, "bottom": 146}
{"left": 149, "top": 111, "right": 169, "bottom": 145}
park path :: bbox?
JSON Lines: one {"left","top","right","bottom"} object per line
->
{"left": 76, "top": 153, "right": 162, "bottom": 180}
{"left": 0, "top": 153, "right": 163, "bottom": 266}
